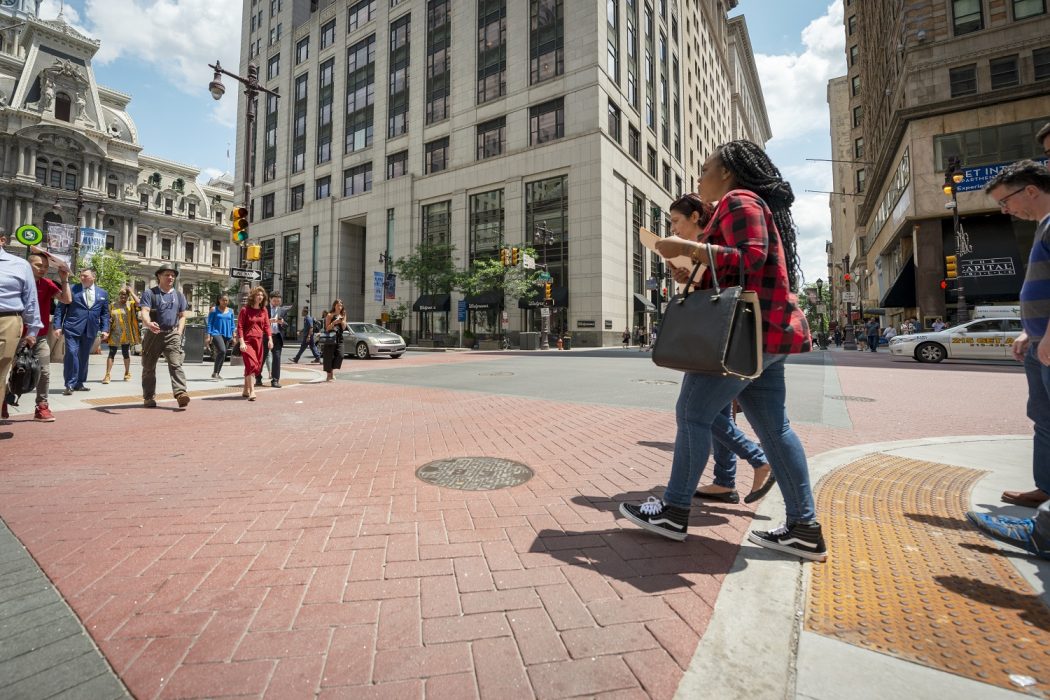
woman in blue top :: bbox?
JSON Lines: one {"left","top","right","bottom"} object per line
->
{"left": 206, "top": 294, "right": 235, "bottom": 380}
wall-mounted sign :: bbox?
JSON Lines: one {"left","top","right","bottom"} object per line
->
{"left": 576, "top": 320, "right": 596, "bottom": 328}
{"left": 959, "top": 257, "right": 1016, "bottom": 277}
{"left": 956, "top": 157, "right": 1049, "bottom": 193}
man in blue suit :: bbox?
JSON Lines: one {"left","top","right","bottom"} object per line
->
{"left": 54, "top": 268, "right": 110, "bottom": 394}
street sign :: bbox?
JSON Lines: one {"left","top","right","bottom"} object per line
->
{"left": 14, "top": 224, "right": 43, "bottom": 247}
{"left": 523, "top": 253, "right": 536, "bottom": 270}
{"left": 457, "top": 300, "right": 467, "bottom": 322}
{"left": 841, "top": 292, "right": 857, "bottom": 303}
{"left": 537, "top": 271, "right": 552, "bottom": 281}
{"left": 540, "top": 307, "right": 550, "bottom": 318}
{"left": 230, "top": 267, "right": 262, "bottom": 281}
{"left": 645, "top": 278, "right": 659, "bottom": 290}
{"left": 816, "top": 304, "right": 827, "bottom": 314}
{"left": 501, "top": 310, "right": 509, "bottom": 328}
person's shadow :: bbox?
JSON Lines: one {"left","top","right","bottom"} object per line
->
{"left": 935, "top": 573, "right": 1050, "bottom": 632}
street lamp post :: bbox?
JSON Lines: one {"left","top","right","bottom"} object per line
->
{"left": 207, "top": 59, "right": 279, "bottom": 306}
{"left": 815, "top": 278, "right": 826, "bottom": 349}
{"left": 52, "top": 190, "right": 106, "bottom": 274}
{"left": 534, "top": 222, "right": 556, "bottom": 350}
{"left": 944, "top": 156, "right": 970, "bottom": 323}
{"left": 842, "top": 254, "right": 857, "bottom": 350}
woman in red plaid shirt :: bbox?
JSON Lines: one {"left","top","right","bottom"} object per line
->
{"left": 619, "top": 140, "right": 826, "bottom": 562}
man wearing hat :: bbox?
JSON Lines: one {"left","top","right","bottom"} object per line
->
{"left": 138, "top": 265, "right": 190, "bottom": 408}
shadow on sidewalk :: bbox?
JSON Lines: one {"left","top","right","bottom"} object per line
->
{"left": 570, "top": 493, "right": 771, "bottom": 524}
{"left": 936, "top": 574, "right": 1050, "bottom": 632}
{"left": 91, "top": 403, "right": 182, "bottom": 414}
{"left": 637, "top": 440, "right": 675, "bottom": 452}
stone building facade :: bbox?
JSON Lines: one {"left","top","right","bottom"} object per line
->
{"left": 0, "top": 1, "right": 235, "bottom": 315}
{"left": 828, "top": 0, "right": 1050, "bottom": 330}
{"left": 236, "top": 0, "right": 767, "bottom": 346}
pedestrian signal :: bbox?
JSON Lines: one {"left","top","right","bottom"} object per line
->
{"left": 231, "top": 206, "right": 249, "bottom": 243}
{"left": 945, "top": 255, "right": 958, "bottom": 279}
{"left": 544, "top": 282, "right": 552, "bottom": 301}
{"left": 245, "top": 243, "right": 261, "bottom": 262}
{"left": 511, "top": 247, "right": 520, "bottom": 266}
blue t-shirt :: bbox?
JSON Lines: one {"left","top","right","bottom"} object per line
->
{"left": 141, "top": 286, "right": 188, "bottom": 330}
{"left": 1021, "top": 215, "right": 1050, "bottom": 340}
{"left": 207, "top": 308, "right": 235, "bottom": 337}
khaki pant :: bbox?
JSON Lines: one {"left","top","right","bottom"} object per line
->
{"left": 0, "top": 316, "right": 24, "bottom": 395}
{"left": 31, "top": 336, "right": 50, "bottom": 405}
{"left": 141, "top": 329, "right": 187, "bottom": 400}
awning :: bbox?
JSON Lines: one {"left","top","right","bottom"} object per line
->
{"left": 464, "top": 290, "right": 504, "bottom": 310}
{"left": 879, "top": 257, "right": 916, "bottom": 309}
{"left": 412, "top": 293, "right": 451, "bottom": 312}
{"left": 518, "top": 286, "right": 569, "bottom": 309}
{"left": 634, "top": 292, "right": 657, "bottom": 313}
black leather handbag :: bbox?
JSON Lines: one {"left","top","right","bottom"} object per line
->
{"left": 651, "top": 244, "right": 763, "bottom": 379}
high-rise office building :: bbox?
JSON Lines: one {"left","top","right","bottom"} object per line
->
{"left": 237, "top": 0, "right": 765, "bottom": 346}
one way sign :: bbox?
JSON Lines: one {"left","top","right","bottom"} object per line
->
{"left": 230, "top": 267, "right": 262, "bottom": 281}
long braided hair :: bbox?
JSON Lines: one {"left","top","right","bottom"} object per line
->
{"left": 717, "top": 140, "right": 802, "bottom": 290}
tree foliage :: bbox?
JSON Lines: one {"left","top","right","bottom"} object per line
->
{"left": 86, "top": 249, "right": 132, "bottom": 298}
{"left": 393, "top": 241, "right": 459, "bottom": 295}
{"left": 798, "top": 283, "right": 832, "bottom": 332}
{"left": 457, "top": 247, "right": 541, "bottom": 303}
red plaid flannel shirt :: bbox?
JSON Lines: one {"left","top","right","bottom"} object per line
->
{"left": 699, "top": 189, "right": 811, "bottom": 355}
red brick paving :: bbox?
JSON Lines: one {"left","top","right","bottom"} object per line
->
{"left": 0, "top": 351, "right": 1030, "bottom": 698}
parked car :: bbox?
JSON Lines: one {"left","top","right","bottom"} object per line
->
{"left": 887, "top": 317, "right": 1022, "bottom": 363}
{"left": 345, "top": 323, "right": 406, "bottom": 359}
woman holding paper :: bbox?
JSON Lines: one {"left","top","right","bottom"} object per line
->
{"left": 619, "top": 140, "right": 824, "bottom": 562}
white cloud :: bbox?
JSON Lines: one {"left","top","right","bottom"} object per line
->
{"left": 754, "top": 1, "right": 845, "bottom": 144}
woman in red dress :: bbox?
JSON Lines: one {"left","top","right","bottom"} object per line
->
{"left": 236, "top": 286, "right": 272, "bottom": 401}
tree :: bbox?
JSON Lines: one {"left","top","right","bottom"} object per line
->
{"left": 393, "top": 241, "right": 460, "bottom": 296}
{"left": 798, "top": 283, "right": 832, "bottom": 336}
{"left": 86, "top": 249, "right": 131, "bottom": 298}
{"left": 457, "top": 247, "right": 541, "bottom": 304}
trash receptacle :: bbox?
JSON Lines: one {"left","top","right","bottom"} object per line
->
{"left": 561, "top": 335, "right": 572, "bottom": 350}
{"left": 183, "top": 325, "right": 205, "bottom": 363}
{"left": 519, "top": 332, "right": 539, "bottom": 350}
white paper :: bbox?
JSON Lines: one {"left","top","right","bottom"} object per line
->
{"left": 638, "top": 228, "right": 706, "bottom": 290}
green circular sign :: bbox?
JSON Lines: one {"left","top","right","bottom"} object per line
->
{"left": 14, "top": 224, "right": 43, "bottom": 247}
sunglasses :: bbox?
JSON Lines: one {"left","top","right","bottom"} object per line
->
{"left": 997, "top": 187, "right": 1028, "bottom": 208}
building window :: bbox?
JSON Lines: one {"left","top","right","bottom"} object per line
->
{"left": 267, "top": 52, "right": 280, "bottom": 80}
{"left": 990, "top": 55, "right": 1019, "bottom": 89}
{"left": 607, "top": 0, "right": 619, "bottom": 83}
{"left": 260, "top": 239, "right": 275, "bottom": 291}
{"left": 292, "top": 72, "right": 308, "bottom": 172}
{"left": 184, "top": 241, "right": 195, "bottom": 263}
{"left": 647, "top": 145, "right": 656, "bottom": 176}
{"left": 476, "top": 117, "right": 505, "bottom": 159}
{"left": 34, "top": 158, "right": 46, "bottom": 184}
{"left": 212, "top": 240, "right": 222, "bottom": 267}
{"left": 850, "top": 75, "right": 860, "bottom": 96}
{"left": 315, "top": 176, "right": 330, "bottom": 199}
{"left": 469, "top": 189, "right": 504, "bottom": 265}
{"left": 661, "top": 161, "right": 671, "bottom": 190}
{"left": 1035, "top": 47, "right": 1050, "bottom": 81}
{"left": 161, "top": 239, "right": 172, "bottom": 260}
{"left": 388, "top": 13, "right": 411, "bottom": 137}
{"left": 136, "top": 235, "right": 147, "bottom": 256}
{"left": 345, "top": 34, "right": 376, "bottom": 153}
{"left": 952, "top": 0, "right": 983, "bottom": 35}
{"left": 1013, "top": 0, "right": 1045, "bottom": 19}
{"left": 424, "top": 137, "right": 449, "bottom": 174}
{"left": 607, "top": 101, "right": 621, "bottom": 144}
{"left": 387, "top": 150, "right": 408, "bottom": 178}
{"left": 261, "top": 193, "right": 275, "bottom": 219}
{"left": 949, "top": 64, "right": 977, "bottom": 96}
{"left": 348, "top": 0, "right": 376, "bottom": 31}
{"left": 628, "top": 124, "right": 640, "bottom": 161}
{"left": 215, "top": 210, "right": 223, "bottom": 225}
{"left": 422, "top": 200, "right": 451, "bottom": 246}
{"left": 934, "top": 117, "right": 1048, "bottom": 169}
{"left": 854, "top": 137, "right": 864, "bottom": 159}
{"left": 530, "top": 0, "right": 564, "bottom": 84}
{"left": 852, "top": 105, "right": 863, "bottom": 128}
{"left": 529, "top": 98, "right": 564, "bottom": 145}
{"left": 343, "top": 163, "right": 373, "bottom": 196}
{"left": 54, "top": 92, "right": 71, "bottom": 121}
{"left": 856, "top": 169, "right": 866, "bottom": 193}
{"left": 626, "top": 0, "right": 638, "bottom": 108}
{"left": 290, "top": 184, "right": 304, "bottom": 211}
{"left": 320, "top": 18, "right": 336, "bottom": 48}
{"left": 263, "top": 93, "right": 278, "bottom": 181}
{"left": 525, "top": 175, "right": 568, "bottom": 293}
{"left": 847, "top": 15, "right": 857, "bottom": 35}
{"left": 107, "top": 180, "right": 118, "bottom": 199}
{"left": 317, "top": 58, "right": 334, "bottom": 163}
{"left": 281, "top": 233, "right": 300, "bottom": 331}
{"left": 849, "top": 44, "right": 858, "bottom": 66}
{"left": 477, "top": 0, "right": 507, "bottom": 103}
{"left": 188, "top": 203, "right": 196, "bottom": 220}
{"left": 140, "top": 192, "right": 149, "bottom": 208}
{"left": 104, "top": 234, "right": 115, "bottom": 250}
{"left": 164, "top": 198, "right": 173, "bottom": 215}
{"left": 295, "top": 36, "right": 309, "bottom": 64}
{"left": 426, "top": 0, "right": 451, "bottom": 124}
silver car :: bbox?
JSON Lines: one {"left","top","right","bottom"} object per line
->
{"left": 345, "top": 323, "right": 407, "bottom": 359}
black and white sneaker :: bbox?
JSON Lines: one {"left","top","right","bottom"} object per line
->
{"left": 748, "top": 521, "right": 827, "bottom": 562}
{"left": 619, "top": 497, "right": 689, "bottom": 541}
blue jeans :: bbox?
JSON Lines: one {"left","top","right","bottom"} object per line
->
{"left": 664, "top": 354, "right": 816, "bottom": 523}
{"left": 711, "top": 404, "right": 769, "bottom": 489}
{"left": 1025, "top": 345, "right": 1050, "bottom": 494}
{"left": 63, "top": 333, "right": 93, "bottom": 388}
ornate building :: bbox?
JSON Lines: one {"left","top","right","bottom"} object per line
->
{"left": 0, "top": 1, "right": 235, "bottom": 314}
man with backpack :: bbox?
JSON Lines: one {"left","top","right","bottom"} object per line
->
{"left": 0, "top": 231, "right": 41, "bottom": 420}
{"left": 18, "top": 251, "right": 72, "bottom": 421}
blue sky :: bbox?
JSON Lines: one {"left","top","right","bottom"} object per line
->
{"left": 45, "top": 0, "right": 843, "bottom": 285}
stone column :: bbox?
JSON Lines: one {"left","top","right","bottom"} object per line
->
{"left": 28, "top": 145, "right": 36, "bottom": 177}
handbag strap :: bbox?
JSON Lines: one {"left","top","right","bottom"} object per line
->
{"left": 681, "top": 243, "right": 747, "bottom": 301}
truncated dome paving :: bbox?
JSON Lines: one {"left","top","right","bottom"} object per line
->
{"left": 415, "top": 457, "right": 534, "bottom": 490}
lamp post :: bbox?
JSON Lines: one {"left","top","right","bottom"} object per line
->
{"left": 534, "top": 222, "right": 556, "bottom": 350}
{"left": 815, "top": 278, "right": 826, "bottom": 349}
{"left": 842, "top": 254, "right": 857, "bottom": 350}
{"left": 207, "top": 59, "right": 279, "bottom": 306}
{"left": 379, "top": 252, "right": 391, "bottom": 314}
{"left": 944, "top": 155, "right": 970, "bottom": 323}
{"left": 52, "top": 190, "right": 106, "bottom": 274}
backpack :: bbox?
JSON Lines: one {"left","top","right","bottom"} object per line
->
{"left": 6, "top": 344, "right": 41, "bottom": 406}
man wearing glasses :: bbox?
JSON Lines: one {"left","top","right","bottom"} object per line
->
{"left": 966, "top": 134, "right": 1050, "bottom": 559}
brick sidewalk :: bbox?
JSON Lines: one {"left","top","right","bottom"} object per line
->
{"left": 0, "top": 352, "right": 1030, "bottom": 699}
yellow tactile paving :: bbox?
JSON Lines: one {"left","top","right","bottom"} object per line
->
{"left": 807, "top": 454, "right": 1050, "bottom": 693}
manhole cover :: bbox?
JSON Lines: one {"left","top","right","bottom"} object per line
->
{"left": 634, "top": 378, "right": 678, "bottom": 385}
{"left": 416, "top": 457, "right": 534, "bottom": 490}
{"left": 479, "top": 371, "right": 514, "bottom": 376}
{"left": 825, "top": 394, "right": 876, "bottom": 403}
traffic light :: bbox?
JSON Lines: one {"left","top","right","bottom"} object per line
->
{"left": 511, "top": 247, "right": 520, "bottom": 266}
{"left": 544, "top": 282, "right": 552, "bottom": 301}
{"left": 661, "top": 287, "right": 668, "bottom": 300}
{"left": 945, "top": 254, "right": 958, "bottom": 279}
{"left": 843, "top": 272, "right": 851, "bottom": 283}
{"left": 940, "top": 279, "right": 948, "bottom": 290}
{"left": 245, "top": 243, "right": 261, "bottom": 262}
{"left": 231, "top": 206, "right": 249, "bottom": 243}
{"left": 943, "top": 156, "right": 964, "bottom": 195}
{"left": 499, "top": 248, "right": 508, "bottom": 266}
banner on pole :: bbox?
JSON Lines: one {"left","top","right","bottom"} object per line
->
{"left": 45, "top": 222, "right": 78, "bottom": 268}
{"left": 384, "top": 272, "right": 396, "bottom": 300}
{"left": 373, "top": 271, "right": 385, "bottom": 302}
{"left": 79, "top": 228, "right": 107, "bottom": 263}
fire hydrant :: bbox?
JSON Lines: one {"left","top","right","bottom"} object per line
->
{"left": 556, "top": 337, "right": 563, "bottom": 350}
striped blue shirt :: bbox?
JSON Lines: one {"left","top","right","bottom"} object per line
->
{"left": 0, "top": 246, "right": 41, "bottom": 335}
{"left": 1021, "top": 214, "right": 1050, "bottom": 340}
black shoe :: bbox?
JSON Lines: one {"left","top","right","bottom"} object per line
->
{"left": 291, "top": 358, "right": 299, "bottom": 364}
{"left": 744, "top": 474, "right": 777, "bottom": 505}
{"left": 693, "top": 488, "right": 740, "bottom": 504}
{"left": 255, "top": 378, "right": 263, "bottom": 387}
{"left": 73, "top": 385, "right": 90, "bottom": 392}
{"left": 619, "top": 497, "right": 689, "bottom": 541}
{"left": 749, "top": 521, "right": 827, "bottom": 562}
{"left": 271, "top": 381, "right": 282, "bottom": 388}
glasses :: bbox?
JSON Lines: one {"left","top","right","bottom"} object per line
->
{"left": 997, "top": 187, "right": 1028, "bottom": 208}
